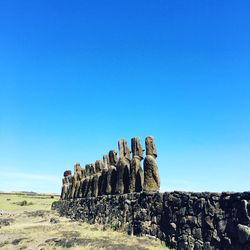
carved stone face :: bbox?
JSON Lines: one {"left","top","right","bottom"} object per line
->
{"left": 145, "top": 136, "right": 157, "bottom": 157}
{"left": 131, "top": 137, "right": 144, "bottom": 160}
{"left": 95, "top": 160, "right": 103, "bottom": 173}
{"left": 89, "top": 163, "right": 95, "bottom": 175}
{"left": 118, "top": 139, "right": 131, "bottom": 160}
{"left": 74, "top": 162, "right": 81, "bottom": 172}
{"left": 103, "top": 154, "right": 110, "bottom": 169}
{"left": 85, "top": 164, "right": 91, "bottom": 177}
{"left": 109, "top": 150, "right": 118, "bottom": 166}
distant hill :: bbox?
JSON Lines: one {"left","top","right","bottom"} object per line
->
{"left": 0, "top": 191, "right": 60, "bottom": 196}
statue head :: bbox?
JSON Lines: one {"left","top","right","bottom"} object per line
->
{"left": 95, "top": 160, "right": 103, "bottom": 173}
{"left": 81, "top": 168, "right": 86, "bottom": 178}
{"left": 74, "top": 162, "right": 81, "bottom": 173}
{"left": 89, "top": 163, "right": 96, "bottom": 175}
{"left": 85, "top": 164, "right": 91, "bottom": 177}
{"left": 131, "top": 137, "right": 144, "bottom": 160}
{"left": 103, "top": 154, "right": 110, "bottom": 170}
{"left": 64, "top": 170, "right": 72, "bottom": 177}
{"left": 118, "top": 139, "right": 131, "bottom": 160}
{"left": 145, "top": 136, "right": 157, "bottom": 158}
{"left": 109, "top": 150, "right": 118, "bottom": 166}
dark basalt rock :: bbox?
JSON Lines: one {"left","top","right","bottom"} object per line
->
{"left": 52, "top": 191, "right": 250, "bottom": 250}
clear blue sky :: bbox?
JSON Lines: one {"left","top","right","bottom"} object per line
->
{"left": 0, "top": 1, "right": 249, "bottom": 193}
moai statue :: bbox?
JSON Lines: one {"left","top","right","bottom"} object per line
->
{"left": 79, "top": 167, "right": 86, "bottom": 198}
{"left": 60, "top": 177, "right": 67, "bottom": 200}
{"left": 60, "top": 170, "right": 71, "bottom": 200}
{"left": 67, "top": 174, "right": 74, "bottom": 199}
{"left": 70, "top": 162, "right": 81, "bottom": 199}
{"left": 99, "top": 155, "right": 109, "bottom": 195}
{"left": 74, "top": 163, "right": 83, "bottom": 198}
{"left": 129, "top": 137, "right": 144, "bottom": 193}
{"left": 92, "top": 160, "right": 103, "bottom": 197}
{"left": 116, "top": 139, "right": 131, "bottom": 194}
{"left": 143, "top": 136, "right": 160, "bottom": 192}
{"left": 82, "top": 164, "right": 92, "bottom": 198}
{"left": 89, "top": 163, "right": 97, "bottom": 197}
{"left": 106, "top": 150, "right": 118, "bottom": 194}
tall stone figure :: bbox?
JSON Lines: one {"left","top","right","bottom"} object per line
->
{"left": 87, "top": 163, "right": 95, "bottom": 198}
{"left": 79, "top": 167, "right": 86, "bottom": 198}
{"left": 92, "top": 160, "right": 103, "bottom": 197}
{"left": 106, "top": 150, "right": 118, "bottom": 194}
{"left": 129, "top": 137, "right": 144, "bottom": 193}
{"left": 67, "top": 174, "right": 74, "bottom": 199}
{"left": 99, "top": 155, "right": 109, "bottom": 195}
{"left": 74, "top": 163, "right": 82, "bottom": 198}
{"left": 143, "top": 136, "right": 160, "bottom": 192}
{"left": 90, "top": 163, "right": 98, "bottom": 197}
{"left": 116, "top": 139, "right": 131, "bottom": 194}
{"left": 60, "top": 177, "right": 67, "bottom": 200}
{"left": 60, "top": 170, "right": 71, "bottom": 200}
{"left": 82, "top": 164, "right": 91, "bottom": 198}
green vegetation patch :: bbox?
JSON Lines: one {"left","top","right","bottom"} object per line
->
{"left": 0, "top": 193, "right": 59, "bottom": 211}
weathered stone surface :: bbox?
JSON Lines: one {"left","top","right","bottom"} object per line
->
{"left": 53, "top": 191, "right": 250, "bottom": 250}
{"left": 130, "top": 137, "right": 144, "bottom": 193}
{"left": 143, "top": 136, "right": 160, "bottom": 192}
{"left": 237, "top": 224, "right": 250, "bottom": 244}
{"left": 145, "top": 135, "right": 157, "bottom": 157}
{"left": 74, "top": 163, "right": 83, "bottom": 198}
{"left": 238, "top": 199, "right": 250, "bottom": 225}
{"left": 116, "top": 158, "right": 130, "bottom": 194}
{"left": 143, "top": 157, "right": 159, "bottom": 193}
{"left": 103, "top": 154, "right": 110, "bottom": 169}
{"left": 116, "top": 139, "right": 130, "bottom": 194}
{"left": 67, "top": 175, "right": 73, "bottom": 199}
{"left": 106, "top": 150, "right": 118, "bottom": 194}
{"left": 91, "top": 161, "right": 103, "bottom": 197}
{"left": 92, "top": 174, "right": 99, "bottom": 197}
{"left": 70, "top": 163, "right": 80, "bottom": 199}
{"left": 79, "top": 168, "right": 86, "bottom": 198}
{"left": 60, "top": 176, "right": 69, "bottom": 200}
{"left": 99, "top": 156, "right": 109, "bottom": 196}
{"left": 82, "top": 164, "right": 91, "bottom": 198}
{"left": 118, "top": 138, "right": 131, "bottom": 160}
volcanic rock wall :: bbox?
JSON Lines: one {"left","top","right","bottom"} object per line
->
{"left": 52, "top": 191, "right": 250, "bottom": 250}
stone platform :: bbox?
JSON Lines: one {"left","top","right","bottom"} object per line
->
{"left": 52, "top": 191, "right": 250, "bottom": 250}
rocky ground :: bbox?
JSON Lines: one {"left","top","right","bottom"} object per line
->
{"left": 0, "top": 193, "right": 167, "bottom": 250}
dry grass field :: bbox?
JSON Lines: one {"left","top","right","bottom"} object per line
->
{"left": 0, "top": 193, "right": 168, "bottom": 250}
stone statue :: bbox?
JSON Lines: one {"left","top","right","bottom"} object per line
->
{"left": 90, "top": 162, "right": 99, "bottom": 197}
{"left": 129, "top": 137, "right": 144, "bottom": 193}
{"left": 60, "top": 177, "right": 66, "bottom": 200}
{"left": 106, "top": 150, "right": 118, "bottom": 194}
{"left": 74, "top": 163, "right": 82, "bottom": 198}
{"left": 60, "top": 170, "right": 72, "bottom": 200}
{"left": 143, "top": 136, "right": 160, "bottom": 192}
{"left": 99, "top": 155, "right": 109, "bottom": 195}
{"left": 116, "top": 139, "right": 131, "bottom": 194}
{"left": 82, "top": 164, "right": 92, "bottom": 198}
{"left": 67, "top": 174, "right": 73, "bottom": 199}
{"left": 60, "top": 135, "right": 160, "bottom": 199}
{"left": 79, "top": 167, "right": 86, "bottom": 198}
{"left": 92, "top": 160, "right": 103, "bottom": 197}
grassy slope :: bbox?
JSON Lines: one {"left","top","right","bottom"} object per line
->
{"left": 0, "top": 193, "right": 168, "bottom": 250}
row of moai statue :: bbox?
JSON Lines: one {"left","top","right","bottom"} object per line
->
{"left": 60, "top": 136, "right": 160, "bottom": 200}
